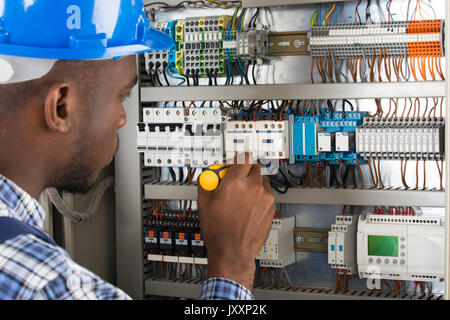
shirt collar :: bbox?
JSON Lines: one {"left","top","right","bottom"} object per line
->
{"left": 0, "top": 174, "right": 46, "bottom": 230}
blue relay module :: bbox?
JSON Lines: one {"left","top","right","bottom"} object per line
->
{"left": 290, "top": 112, "right": 366, "bottom": 166}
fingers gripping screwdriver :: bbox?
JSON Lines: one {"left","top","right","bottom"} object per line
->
{"left": 198, "top": 164, "right": 231, "bottom": 192}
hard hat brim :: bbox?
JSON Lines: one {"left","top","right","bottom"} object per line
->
{"left": 0, "top": 26, "right": 174, "bottom": 61}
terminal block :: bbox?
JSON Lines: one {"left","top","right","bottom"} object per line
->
{"left": 145, "top": 21, "right": 178, "bottom": 75}
{"left": 183, "top": 16, "right": 231, "bottom": 77}
{"left": 256, "top": 217, "right": 295, "bottom": 268}
{"left": 328, "top": 215, "right": 358, "bottom": 275}
{"left": 356, "top": 119, "right": 445, "bottom": 160}
{"left": 309, "top": 20, "right": 443, "bottom": 58}
{"left": 236, "top": 29, "right": 269, "bottom": 61}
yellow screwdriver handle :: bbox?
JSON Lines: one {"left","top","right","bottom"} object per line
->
{"left": 198, "top": 164, "right": 230, "bottom": 192}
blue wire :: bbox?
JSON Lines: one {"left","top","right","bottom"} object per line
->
{"left": 226, "top": 49, "right": 233, "bottom": 85}
{"left": 317, "top": 4, "right": 321, "bottom": 26}
{"left": 236, "top": 59, "right": 249, "bottom": 84}
{"left": 386, "top": 0, "right": 394, "bottom": 22}
{"left": 237, "top": 10, "right": 245, "bottom": 31}
{"left": 411, "top": 2, "right": 417, "bottom": 20}
{"left": 165, "top": 66, "right": 186, "bottom": 86}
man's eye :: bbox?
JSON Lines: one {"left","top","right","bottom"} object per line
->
{"left": 122, "top": 93, "right": 132, "bottom": 100}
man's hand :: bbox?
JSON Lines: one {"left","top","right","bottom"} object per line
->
{"left": 197, "top": 153, "right": 276, "bottom": 291}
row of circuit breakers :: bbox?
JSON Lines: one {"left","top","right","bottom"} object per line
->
{"left": 144, "top": 212, "right": 445, "bottom": 282}
{"left": 137, "top": 107, "right": 444, "bottom": 167}
{"left": 145, "top": 216, "right": 295, "bottom": 268}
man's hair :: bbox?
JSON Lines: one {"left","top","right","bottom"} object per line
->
{"left": 0, "top": 59, "right": 114, "bottom": 127}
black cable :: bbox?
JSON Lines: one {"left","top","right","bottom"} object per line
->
{"left": 252, "top": 60, "right": 257, "bottom": 85}
{"left": 179, "top": 168, "right": 184, "bottom": 184}
{"left": 342, "top": 99, "right": 354, "bottom": 119}
{"left": 366, "top": 0, "right": 372, "bottom": 24}
{"left": 327, "top": 100, "right": 335, "bottom": 120}
{"left": 342, "top": 99, "right": 354, "bottom": 111}
{"left": 343, "top": 165, "right": 351, "bottom": 189}
{"left": 352, "top": 166, "right": 357, "bottom": 189}
{"left": 356, "top": 0, "right": 362, "bottom": 24}
{"left": 162, "top": 70, "right": 171, "bottom": 87}
{"left": 248, "top": 8, "right": 260, "bottom": 29}
{"left": 169, "top": 167, "right": 177, "bottom": 182}
{"left": 148, "top": 62, "right": 156, "bottom": 86}
{"left": 144, "top": 1, "right": 191, "bottom": 8}
{"left": 154, "top": 68, "right": 163, "bottom": 87}
{"left": 194, "top": 73, "right": 199, "bottom": 86}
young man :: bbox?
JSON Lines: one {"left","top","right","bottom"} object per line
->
{"left": 0, "top": 1, "right": 275, "bottom": 299}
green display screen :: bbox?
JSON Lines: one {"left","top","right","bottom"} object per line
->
{"left": 368, "top": 235, "right": 398, "bottom": 257}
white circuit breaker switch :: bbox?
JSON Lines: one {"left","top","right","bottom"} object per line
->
{"left": 318, "top": 132, "right": 332, "bottom": 152}
{"left": 257, "top": 217, "right": 295, "bottom": 268}
{"left": 136, "top": 123, "right": 147, "bottom": 152}
{"left": 328, "top": 215, "right": 357, "bottom": 274}
{"left": 225, "top": 121, "right": 289, "bottom": 161}
{"left": 328, "top": 231, "right": 337, "bottom": 265}
{"left": 335, "top": 132, "right": 350, "bottom": 152}
{"left": 255, "top": 121, "right": 289, "bottom": 159}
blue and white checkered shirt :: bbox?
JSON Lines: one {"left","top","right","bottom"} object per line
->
{"left": 0, "top": 175, "right": 253, "bottom": 300}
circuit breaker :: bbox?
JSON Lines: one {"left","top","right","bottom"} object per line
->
{"left": 256, "top": 217, "right": 295, "bottom": 268}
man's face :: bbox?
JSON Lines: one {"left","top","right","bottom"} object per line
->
{"left": 56, "top": 55, "right": 137, "bottom": 194}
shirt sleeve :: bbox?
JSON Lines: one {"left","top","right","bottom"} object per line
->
{"left": 35, "top": 270, "right": 132, "bottom": 300}
{"left": 200, "top": 277, "right": 254, "bottom": 300}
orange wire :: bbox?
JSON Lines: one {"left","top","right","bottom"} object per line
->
{"left": 428, "top": 56, "right": 435, "bottom": 81}
{"left": 422, "top": 98, "right": 428, "bottom": 121}
{"left": 417, "top": 56, "right": 427, "bottom": 80}
{"left": 436, "top": 56, "right": 445, "bottom": 80}
{"left": 415, "top": 98, "right": 420, "bottom": 122}
{"left": 410, "top": 57, "right": 418, "bottom": 81}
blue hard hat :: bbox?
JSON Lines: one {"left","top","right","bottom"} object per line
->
{"left": 0, "top": 0, "right": 174, "bottom": 60}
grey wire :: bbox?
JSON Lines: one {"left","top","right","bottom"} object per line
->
{"left": 282, "top": 268, "right": 293, "bottom": 286}
{"left": 403, "top": 54, "right": 411, "bottom": 81}
{"left": 322, "top": 55, "right": 333, "bottom": 83}
{"left": 361, "top": 51, "right": 368, "bottom": 82}
{"left": 264, "top": 7, "right": 275, "bottom": 28}
{"left": 337, "top": 162, "right": 344, "bottom": 186}
{"left": 406, "top": 0, "right": 412, "bottom": 21}
{"left": 282, "top": 161, "right": 296, "bottom": 186}
{"left": 325, "top": 165, "right": 331, "bottom": 187}
{"left": 375, "top": 0, "right": 385, "bottom": 23}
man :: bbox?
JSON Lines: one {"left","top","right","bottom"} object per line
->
{"left": 0, "top": 1, "right": 275, "bottom": 299}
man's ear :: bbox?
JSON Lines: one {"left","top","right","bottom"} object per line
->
{"left": 44, "top": 82, "right": 72, "bottom": 133}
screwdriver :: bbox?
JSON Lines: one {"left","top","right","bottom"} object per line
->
{"left": 198, "top": 164, "right": 231, "bottom": 192}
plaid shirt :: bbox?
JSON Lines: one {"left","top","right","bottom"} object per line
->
{"left": 0, "top": 175, "right": 253, "bottom": 300}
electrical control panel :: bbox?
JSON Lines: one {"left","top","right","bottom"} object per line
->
{"left": 357, "top": 213, "right": 445, "bottom": 282}
{"left": 117, "top": 0, "right": 449, "bottom": 301}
